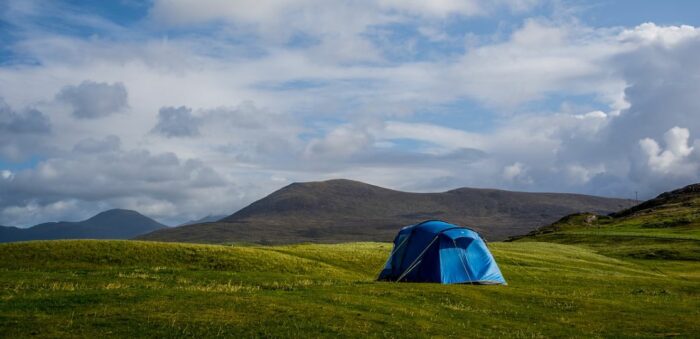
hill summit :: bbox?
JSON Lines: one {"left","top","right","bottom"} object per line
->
{"left": 613, "top": 183, "right": 700, "bottom": 218}
{"left": 0, "top": 209, "right": 167, "bottom": 243}
{"left": 139, "top": 179, "right": 634, "bottom": 244}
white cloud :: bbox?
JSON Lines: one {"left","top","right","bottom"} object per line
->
{"left": 639, "top": 127, "right": 697, "bottom": 175}
{"left": 500, "top": 162, "right": 534, "bottom": 186}
{"left": 150, "top": 0, "right": 313, "bottom": 26}
{"left": 1, "top": 170, "right": 13, "bottom": 180}
{"left": 382, "top": 121, "right": 485, "bottom": 151}
{"left": 565, "top": 164, "right": 605, "bottom": 185}
{"left": 502, "top": 162, "right": 524, "bottom": 181}
{"left": 150, "top": 0, "right": 539, "bottom": 26}
{"left": 305, "top": 124, "right": 374, "bottom": 159}
{"left": 445, "top": 19, "right": 630, "bottom": 109}
{"left": 619, "top": 23, "right": 700, "bottom": 47}
{"left": 377, "top": 0, "right": 484, "bottom": 17}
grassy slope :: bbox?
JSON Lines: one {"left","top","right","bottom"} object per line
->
{"left": 1, "top": 240, "right": 698, "bottom": 338}
{"left": 515, "top": 193, "right": 700, "bottom": 261}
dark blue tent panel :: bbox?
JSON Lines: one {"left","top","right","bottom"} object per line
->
{"left": 378, "top": 220, "right": 506, "bottom": 284}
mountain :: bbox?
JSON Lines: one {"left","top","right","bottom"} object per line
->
{"left": 0, "top": 209, "right": 168, "bottom": 243}
{"left": 178, "top": 215, "right": 226, "bottom": 226}
{"left": 513, "top": 183, "right": 700, "bottom": 260}
{"left": 138, "top": 179, "right": 635, "bottom": 244}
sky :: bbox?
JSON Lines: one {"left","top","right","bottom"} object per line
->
{"left": 1, "top": 0, "right": 700, "bottom": 226}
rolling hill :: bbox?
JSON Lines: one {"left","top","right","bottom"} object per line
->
{"left": 513, "top": 183, "right": 700, "bottom": 260}
{"left": 0, "top": 209, "right": 167, "bottom": 243}
{"left": 139, "top": 179, "right": 635, "bottom": 244}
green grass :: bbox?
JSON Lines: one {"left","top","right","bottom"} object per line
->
{"left": 516, "top": 195, "right": 700, "bottom": 261}
{"left": 1, "top": 240, "right": 698, "bottom": 338}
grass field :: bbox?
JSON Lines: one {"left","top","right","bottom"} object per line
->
{"left": 1, "top": 239, "right": 698, "bottom": 338}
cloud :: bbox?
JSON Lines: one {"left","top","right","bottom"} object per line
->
{"left": 589, "top": 24, "right": 700, "bottom": 195}
{"left": 445, "top": 19, "right": 629, "bottom": 109}
{"left": 304, "top": 124, "right": 374, "bottom": 159}
{"left": 149, "top": 0, "right": 300, "bottom": 26}
{"left": 502, "top": 162, "right": 523, "bottom": 181}
{"left": 180, "top": 101, "right": 304, "bottom": 166}
{"left": 56, "top": 80, "right": 128, "bottom": 119}
{"left": 451, "top": 23, "right": 700, "bottom": 196}
{"left": 502, "top": 162, "right": 533, "bottom": 184}
{"left": 606, "top": 25, "right": 700, "bottom": 144}
{"left": 377, "top": 0, "right": 484, "bottom": 17}
{"left": 351, "top": 147, "right": 486, "bottom": 168}
{"left": 1, "top": 170, "right": 13, "bottom": 180}
{"left": 149, "top": 0, "right": 539, "bottom": 26}
{"left": 152, "top": 106, "right": 201, "bottom": 138}
{"left": 147, "top": 0, "right": 544, "bottom": 65}
{"left": 353, "top": 23, "right": 700, "bottom": 196}
{"left": 619, "top": 23, "right": 700, "bottom": 47}
{"left": 203, "top": 101, "right": 282, "bottom": 130}
{"left": 0, "top": 99, "right": 50, "bottom": 134}
{"left": 565, "top": 164, "right": 606, "bottom": 185}
{"left": 0, "top": 140, "right": 232, "bottom": 226}
{"left": 382, "top": 121, "right": 485, "bottom": 150}
{"left": 73, "top": 135, "right": 121, "bottom": 153}
{"left": 0, "top": 98, "right": 52, "bottom": 161}
{"left": 639, "top": 127, "right": 696, "bottom": 175}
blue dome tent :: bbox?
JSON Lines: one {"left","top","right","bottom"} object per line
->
{"left": 378, "top": 220, "right": 506, "bottom": 284}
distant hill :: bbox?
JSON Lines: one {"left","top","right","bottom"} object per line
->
{"left": 513, "top": 183, "right": 700, "bottom": 260}
{"left": 138, "top": 179, "right": 635, "bottom": 244}
{"left": 178, "top": 215, "right": 226, "bottom": 226}
{"left": 0, "top": 209, "right": 167, "bottom": 243}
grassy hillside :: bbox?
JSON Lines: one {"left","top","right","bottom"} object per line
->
{"left": 1, "top": 240, "right": 698, "bottom": 337}
{"left": 515, "top": 184, "right": 700, "bottom": 261}
{"left": 139, "top": 179, "right": 634, "bottom": 244}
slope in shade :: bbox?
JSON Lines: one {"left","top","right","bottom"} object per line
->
{"left": 378, "top": 220, "right": 506, "bottom": 284}
{"left": 138, "top": 179, "right": 635, "bottom": 244}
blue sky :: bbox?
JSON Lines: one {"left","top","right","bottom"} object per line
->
{"left": 1, "top": 0, "right": 700, "bottom": 226}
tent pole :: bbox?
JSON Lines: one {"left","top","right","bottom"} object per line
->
{"left": 453, "top": 239, "right": 473, "bottom": 283}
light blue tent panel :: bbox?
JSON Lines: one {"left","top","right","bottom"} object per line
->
{"left": 378, "top": 220, "right": 506, "bottom": 285}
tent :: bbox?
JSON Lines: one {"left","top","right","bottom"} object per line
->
{"left": 377, "top": 220, "right": 506, "bottom": 284}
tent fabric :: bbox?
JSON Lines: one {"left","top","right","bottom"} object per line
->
{"left": 378, "top": 220, "right": 506, "bottom": 285}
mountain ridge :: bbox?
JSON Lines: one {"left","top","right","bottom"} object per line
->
{"left": 178, "top": 215, "right": 227, "bottom": 226}
{"left": 0, "top": 209, "right": 167, "bottom": 243}
{"left": 139, "top": 179, "right": 635, "bottom": 244}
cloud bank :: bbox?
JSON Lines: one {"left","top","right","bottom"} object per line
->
{"left": 0, "top": 0, "right": 699, "bottom": 225}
